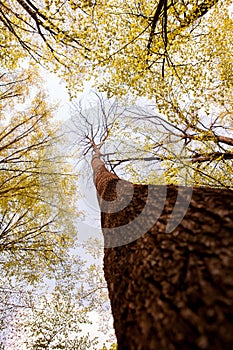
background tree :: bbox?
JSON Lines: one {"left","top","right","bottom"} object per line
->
{"left": 0, "top": 68, "right": 78, "bottom": 283}
{"left": 0, "top": 68, "right": 91, "bottom": 347}
{"left": 0, "top": 236, "right": 113, "bottom": 348}
{"left": 2, "top": 252, "right": 100, "bottom": 350}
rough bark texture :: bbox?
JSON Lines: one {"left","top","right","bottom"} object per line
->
{"left": 93, "top": 161, "right": 233, "bottom": 350}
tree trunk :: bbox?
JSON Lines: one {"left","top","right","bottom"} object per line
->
{"left": 92, "top": 155, "right": 233, "bottom": 350}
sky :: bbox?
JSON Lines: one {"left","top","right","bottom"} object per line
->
{"left": 43, "top": 70, "right": 94, "bottom": 121}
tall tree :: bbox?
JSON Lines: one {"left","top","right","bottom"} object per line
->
{"left": 71, "top": 96, "right": 233, "bottom": 349}
{"left": 92, "top": 142, "right": 233, "bottom": 350}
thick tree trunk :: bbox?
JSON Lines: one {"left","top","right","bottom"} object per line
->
{"left": 92, "top": 156, "right": 233, "bottom": 350}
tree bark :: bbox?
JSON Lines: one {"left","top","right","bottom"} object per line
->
{"left": 92, "top": 154, "right": 233, "bottom": 350}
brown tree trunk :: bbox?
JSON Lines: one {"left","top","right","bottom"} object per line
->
{"left": 92, "top": 155, "right": 233, "bottom": 350}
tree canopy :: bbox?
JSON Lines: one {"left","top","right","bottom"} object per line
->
{"left": 2, "top": 0, "right": 231, "bottom": 188}
{"left": 1, "top": 1, "right": 232, "bottom": 101}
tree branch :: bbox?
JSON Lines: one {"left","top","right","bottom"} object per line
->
{"left": 104, "top": 151, "right": 233, "bottom": 167}
{"left": 147, "top": 0, "right": 165, "bottom": 52}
